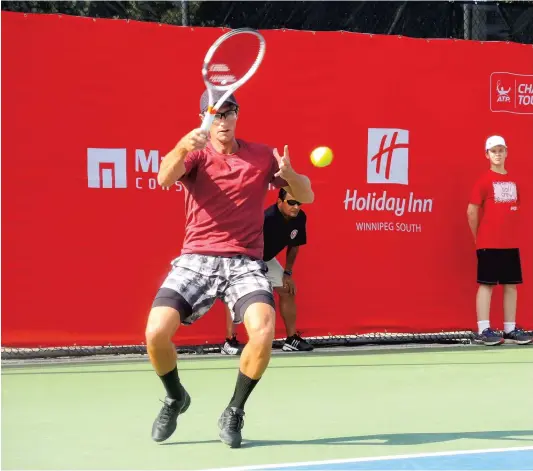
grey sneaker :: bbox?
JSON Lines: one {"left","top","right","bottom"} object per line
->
{"left": 218, "top": 407, "right": 245, "bottom": 448}
{"left": 503, "top": 327, "right": 532, "bottom": 345}
{"left": 480, "top": 328, "right": 504, "bottom": 346}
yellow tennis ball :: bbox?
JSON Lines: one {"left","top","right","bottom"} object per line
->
{"left": 310, "top": 147, "right": 333, "bottom": 167}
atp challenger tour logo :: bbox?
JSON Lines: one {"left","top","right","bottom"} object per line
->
{"left": 343, "top": 128, "right": 434, "bottom": 233}
{"left": 87, "top": 148, "right": 183, "bottom": 192}
{"left": 490, "top": 72, "right": 533, "bottom": 115}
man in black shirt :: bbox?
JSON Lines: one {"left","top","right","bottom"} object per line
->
{"left": 222, "top": 188, "right": 313, "bottom": 353}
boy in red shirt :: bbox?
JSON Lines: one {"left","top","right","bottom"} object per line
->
{"left": 467, "top": 136, "right": 532, "bottom": 346}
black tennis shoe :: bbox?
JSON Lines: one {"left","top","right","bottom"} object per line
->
{"left": 218, "top": 407, "right": 245, "bottom": 448}
{"left": 151, "top": 387, "right": 191, "bottom": 442}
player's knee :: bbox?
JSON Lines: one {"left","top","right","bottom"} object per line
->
{"left": 242, "top": 299, "right": 275, "bottom": 345}
{"left": 248, "top": 313, "right": 275, "bottom": 346}
{"left": 145, "top": 307, "right": 180, "bottom": 347}
{"left": 503, "top": 284, "right": 517, "bottom": 292}
{"left": 145, "top": 323, "right": 168, "bottom": 347}
{"left": 145, "top": 325, "right": 163, "bottom": 347}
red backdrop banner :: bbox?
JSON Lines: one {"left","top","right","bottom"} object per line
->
{"left": 2, "top": 13, "right": 532, "bottom": 347}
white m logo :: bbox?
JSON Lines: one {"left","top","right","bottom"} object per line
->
{"left": 87, "top": 148, "right": 127, "bottom": 189}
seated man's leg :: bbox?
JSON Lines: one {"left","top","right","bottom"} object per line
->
{"left": 225, "top": 304, "right": 234, "bottom": 340}
{"left": 276, "top": 287, "right": 297, "bottom": 337}
{"left": 277, "top": 288, "right": 313, "bottom": 351}
{"left": 147, "top": 254, "right": 217, "bottom": 442}
{"left": 266, "top": 258, "right": 313, "bottom": 352}
{"left": 221, "top": 304, "right": 242, "bottom": 355}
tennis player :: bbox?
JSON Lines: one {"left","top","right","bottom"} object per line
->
{"left": 467, "top": 136, "right": 532, "bottom": 346}
{"left": 145, "top": 89, "right": 314, "bottom": 448}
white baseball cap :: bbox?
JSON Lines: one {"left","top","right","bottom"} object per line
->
{"left": 485, "top": 135, "right": 507, "bottom": 150}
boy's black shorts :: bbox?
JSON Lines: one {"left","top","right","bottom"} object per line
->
{"left": 477, "top": 248, "right": 522, "bottom": 285}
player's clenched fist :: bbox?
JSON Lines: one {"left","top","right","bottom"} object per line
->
{"left": 179, "top": 129, "right": 208, "bottom": 153}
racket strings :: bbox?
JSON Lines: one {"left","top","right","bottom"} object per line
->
{"left": 206, "top": 32, "right": 265, "bottom": 87}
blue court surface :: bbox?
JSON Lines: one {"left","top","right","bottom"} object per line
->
{"left": 209, "top": 447, "right": 533, "bottom": 471}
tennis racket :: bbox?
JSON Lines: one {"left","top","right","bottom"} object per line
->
{"left": 200, "top": 28, "right": 266, "bottom": 133}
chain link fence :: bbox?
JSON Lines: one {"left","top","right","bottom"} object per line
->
{"left": 3, "top": 1, "right": 533, "bottom": 44}
{"left": 2, "top": 332, "right": 478, "bottom": 361}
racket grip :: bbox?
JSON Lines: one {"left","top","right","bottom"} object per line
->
{"left": 201, "top": 113, "right": 215, "bottom": 133}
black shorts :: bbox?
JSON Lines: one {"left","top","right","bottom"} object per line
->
{"left": 477, "top": 248, "right": 523, "bottom": 285}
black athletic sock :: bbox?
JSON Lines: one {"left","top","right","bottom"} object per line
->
{"left": 159, "top": 366, "right": 183, "bottom": 401}
{"left": 228, "top": 370, "right": 259, "bottom": 410}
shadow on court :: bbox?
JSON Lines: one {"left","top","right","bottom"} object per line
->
{"left": 161, "top": 430, "right": 533, "bottom": 448}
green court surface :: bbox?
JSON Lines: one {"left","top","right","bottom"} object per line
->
{"left": 2, "top": 346, "right": 533, "bottom": 470}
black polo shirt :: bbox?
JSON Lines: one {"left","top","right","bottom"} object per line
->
{"left": 262, "top": 203, "right": 307, "bottom": 262}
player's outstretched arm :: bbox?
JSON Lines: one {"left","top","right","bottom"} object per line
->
{"left": 158, "top": 129, "right": 207, "bottom": 187}
{"left": 283, "top": 174, "right": 314, "bottom": 204}
{"left": 273, "top": 145, "right": 314, "bottom": 204}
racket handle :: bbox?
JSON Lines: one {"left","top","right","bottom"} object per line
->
{"left": 201, "top": 113, "right": 215, "bottom": 133}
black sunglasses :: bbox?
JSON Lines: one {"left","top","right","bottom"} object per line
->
{"left": 286, "top": 199, "right": 302, "bottom": 206}
{"left": 214, "top": 107, "right": 239, "bottom": 120}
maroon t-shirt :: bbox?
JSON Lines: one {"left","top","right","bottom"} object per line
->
{"left": 178, "top": 140, "right": 287, "bottom": 259}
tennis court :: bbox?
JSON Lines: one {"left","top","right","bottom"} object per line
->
{"left": 3, "top": 345, "right": 533, "bottom": 470}
{"left": 3, "top": 5, "right": 533, "bottom": 471}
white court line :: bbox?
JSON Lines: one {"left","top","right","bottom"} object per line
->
{"left": 202, "top": 445, "right": 533, "bottom": 471}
